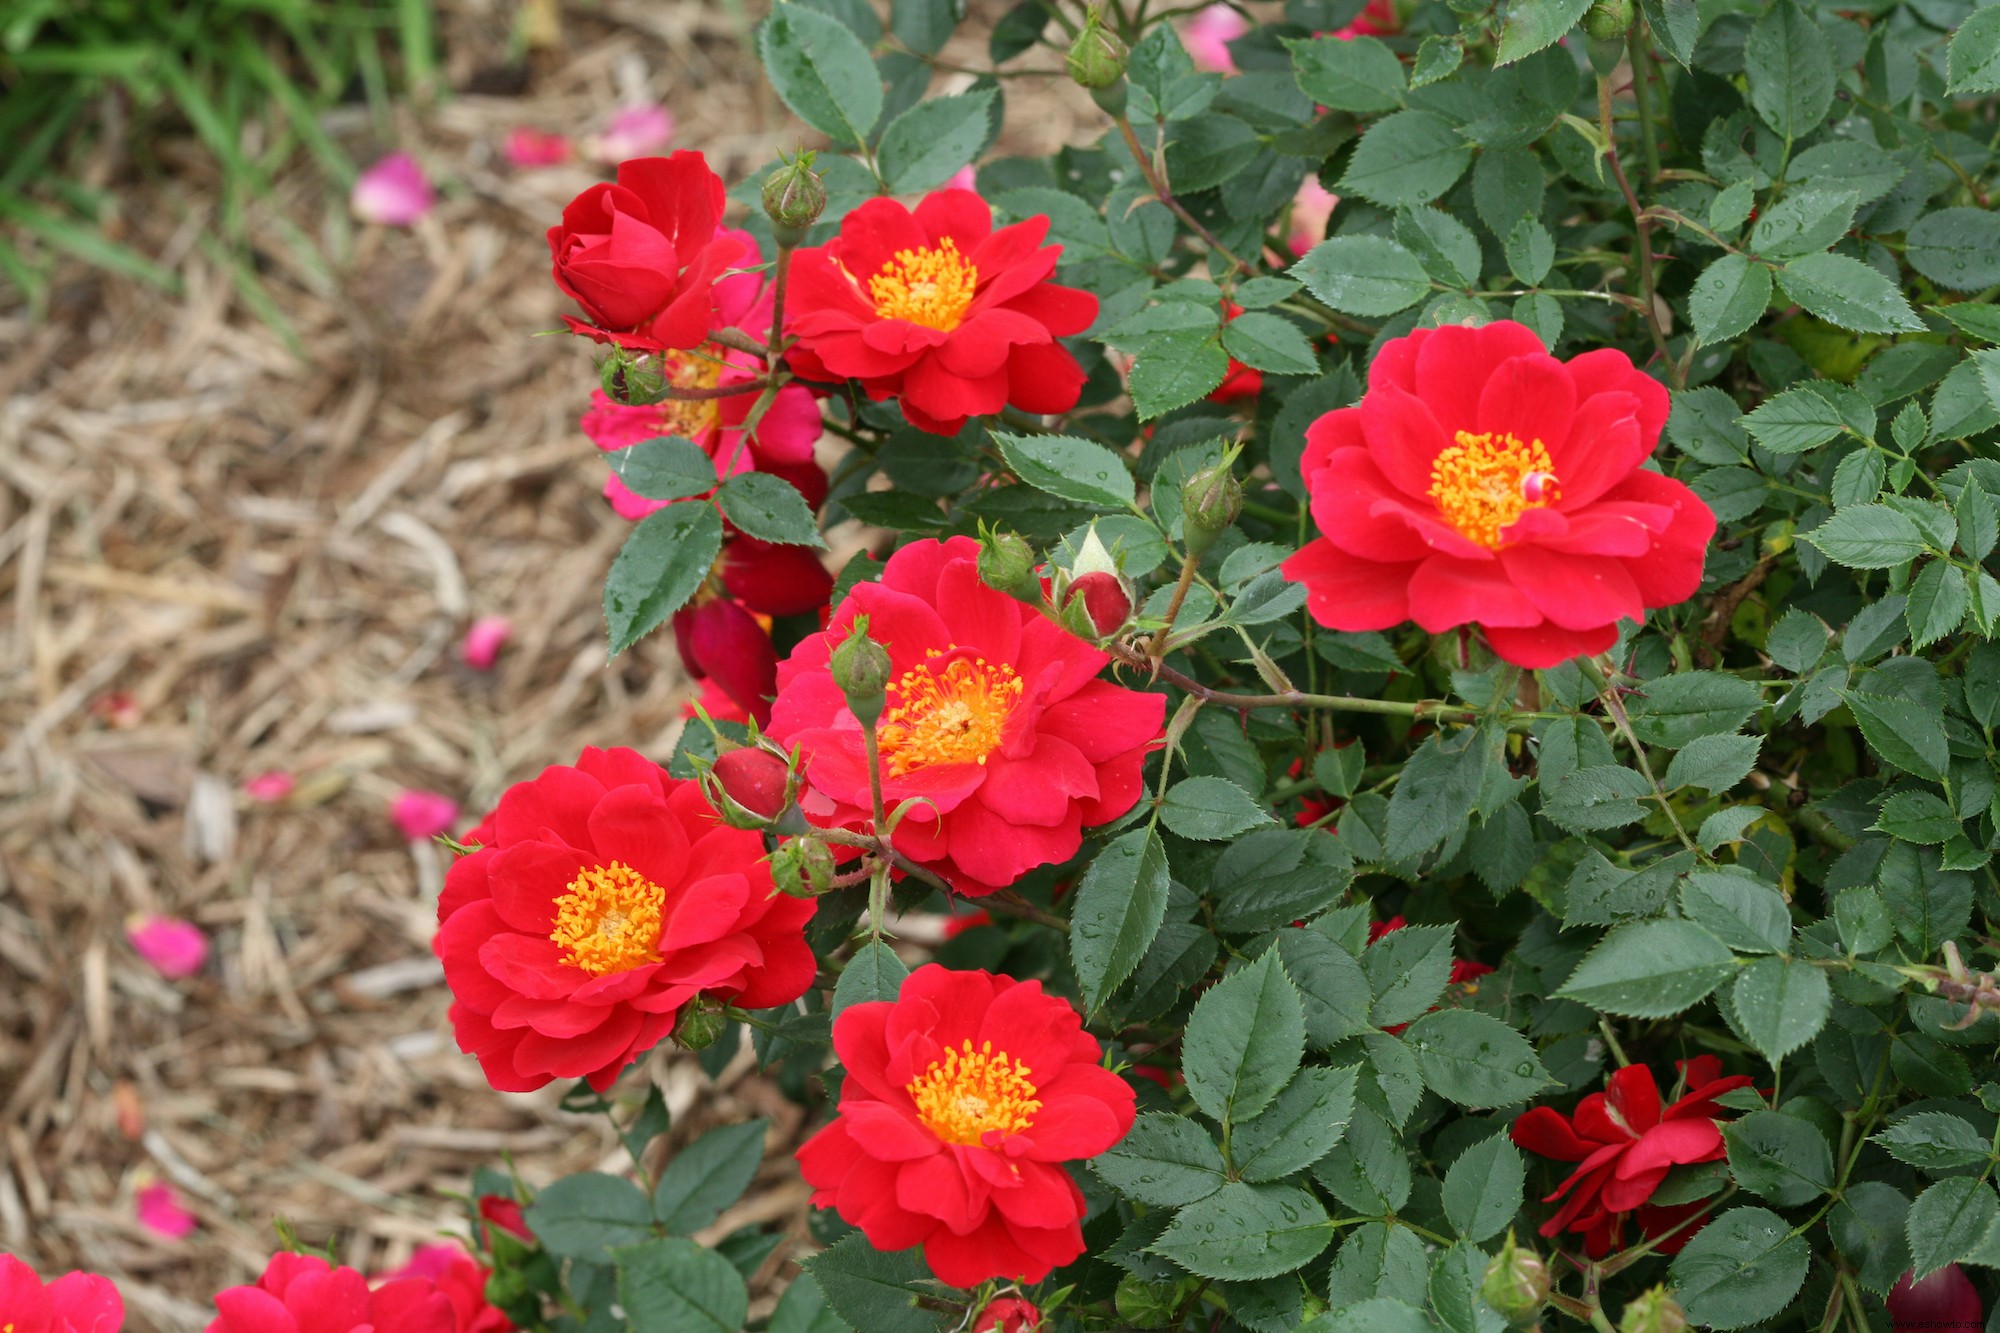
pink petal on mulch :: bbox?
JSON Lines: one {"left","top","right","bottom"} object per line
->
{"left": 243, "top": 770, "right": 296, "bottom": 802}
{"left": 352, "top": 153, "right": 435, "bottom": 227}
{"left": 127, "top": 915, "right": 210, "bottom": 980}
{"left": 505, "top": 128, "right": 572, "bottom": 167}
{"left": 590, "top": 104, "right": 674, "bottom": 163}
{"left": 137, "top": 1183, "right": 196, "bottom": 1239}
{"left": 391, "top": 789, "right": 460, "bottom": 841}
{"left": 461, "top": 616, "right": 513, "bottom": 670}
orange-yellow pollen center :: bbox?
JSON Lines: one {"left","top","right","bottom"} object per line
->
{"left": 647, "top": 343, "right": 727, "bottom": 440}
{"left": 877, "top": 650, "right": 1023, "bottom": 777}
{"left": 549, "top": 861, "right": 665, "bottom": 976}
{"left": 907, "top": 1039, "right": 1042, "bottom": 1146}
{"left": 1429, "top": 430, "right": 1560, "bottom": 549}
{"left": 868, "top": 238, "right": 979, "bottom": 331}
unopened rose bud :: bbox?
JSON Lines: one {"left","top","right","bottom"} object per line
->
{"left": 1618, "top": 1286, "right": 1689, "bottom": 1333}
{"left": 1180, "top": 457, "right": 1243, "bottom": 558}
{"left": 771, "top": 836, "right": 838, "bottom": 898}
{"left": 762, "top": 150, "right": 827, "bottom": 247}
{"left": 978, "top": 528, "right": 1042, "bottom": 604}
{"left": 674, "top": 1002, "right": 728, "bottom": 1051}
{"left": 1482, "top": 1234, "right": 1550, "bottom": 1327}
{"left": 830, "top": 618, "right": 893, "bottom": 727}
{"left": 1114, "top": 1274, "right": 1192, "bottom": 1329}
{"left": 1582, "top": 0, "right": 1634, "bottom": 40}
{"left": 1067, "top": 7, "right": 1128, "bottom": 91}
{"left": 713, "top": 746, "right": 791, "bottom": 820}
{"left": 1064, "top": 572, "right": 1133, "bottom": 637}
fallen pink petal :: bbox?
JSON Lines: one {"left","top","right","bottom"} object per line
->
{"left": 504, "top": 127, "right": 571, "bottom": 167}
{"left": 136, "top": 1183, "right": 196, "bottom": 1240}
{"left": 242, "top": 770, "right": 296, "bottom": 802}
{"left": 351, "top": 152, "right": 435, "bottom": 226}
{"left": 126, "top": 916, "right": 209, "bottom": 980}
{"left": 391, "top": 789, "right": 460, "bottom": 841}
{"left": 461, "top": 616, "right": 513, "bottom": 670}
{"left": 589, "top": 103, "right": 674, "bottom": 163}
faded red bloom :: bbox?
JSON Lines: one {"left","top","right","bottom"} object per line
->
{"left": 435, "top": 747, "right": 815, "bottom": 1092}
{"left": 785, "top": 190, "right": 1096, "bottom": 435}
{"left": 382, "top": 1245, "right": 512, "bottom": 1333}
{"left": 392, "top": 790, "right": 461, "bottom": 841}
{"left": 796, "top": 965, "right": 1137, "bottom": 1287}
{"left": 206, "top": 1253, "right": 453, "bottom": 1333}
{"left": 1511, "top": 1055, "right": 1752, "bottom": 1257}
{"left": 768, "top": 537, "right": 1165, "bottom": 896}
{"left": 674, "top": 597, "right": 780, "bottom": 726}
{"left": 461, "top": 617, "right": 513, "bottom": 671}
{"left": 975, "top": 1296, "right": 1043, "bottom": 1332}
{"left": 0, "top": 1253, "right": 123, "bottom": 1332}
{"left": 1281, "top": 321, "right": 1715, "bottom": 668}
{"left": 548, "top": 153, "right": 744, "bottom": 353}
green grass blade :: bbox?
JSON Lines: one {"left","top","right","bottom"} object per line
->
{"left": 0, "top": 194, "right": 181, "bottom": 290}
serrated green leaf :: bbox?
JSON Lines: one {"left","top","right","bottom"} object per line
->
{"left": 652, "top": 1120, "right": 768, "bottom": 1235}
{"left": 1690, "top": 255, "right": 1773, "bottom": 347}
{"left": 1160, "top": 776, "right": 1277, "bottom": 840}
{"left": 1541, "top": 765, "right": 1651, "bottom": 832}
{"left": 1625, "top": 671, "right": 1764, "bottom": 746}
{"left": 1128, "top": 330, "right": 1231, "bottom": 419}
{"left": 615, "top": 1236, "right": 750, "bottom": 1333}
{"left": 1802, "top": 504, "right": 1925, "bottom": 568}
{"left": 718, "top": 472, "right": 825, "bottom": 547}
{"left": 1070, "top": 827, "right": 1172, "bottom": 1014}
{"left": 1152, "top": 1182, "right": 1333, "bottom": 1280}
{"left": 1907, "top": 560, "right": 1969, "bottom": 648}
{"left": 1743, "top": 2, "right": 1834, "bottom": 140}
{"left": 993, "top": 431, "right": 1136, "bottom": 509}
{"left": 607, "top": 436, "right": 722, "bottom": 502}
{"left": 1730, "top": 956, "right": 1831, "bottom": 1062}
{"left": 1442, "top": 1134, "right": 1524, "bottom": 1243}
{"left": 1664, "top": 732, "right": 1761, "bottom": 793}
{"left": 1340, "top": 110, "right": 1472, "bottom": 207}
{"left": 1724, "top": 1112, "right": 1834, "bottom": 1208}
{"left": 1233, "top": 1065, "right": 1359, "bottom": 1182}
{"left": 1183, "top": 950, "right": 1305, "bottom": 1124}
{"left": 1766, "top": 608, "right": 1828, "bottom": 673}
{"left": 1777, "top": 252, "right": 1925, "bottom": 334}
{"left": 1221, "top": 311, "right": 1320, "bottom": 375}
{"left": 1405, "top": 1009, "right": 1550, "bottom": 1108}
{"left": 1556, "top": 919, "right": 1736, "bottom": 1017}
{"left": 1946, "top": 6, "right": 2000, "bottom": 96}
{"left": 1681, "top": 869, "right": 1791, "bottom": 953}
{"left": 832, "top": 938, "right": 907, "bottom": 1014}
{"left": 1843, "top": 690, "right": 1949, "bottom": 780}
{"left": 877, "top": 90, "right": 997, "bottom": 193}
{"left": 1495, "top": 0, "right": 1592, "bottom": 64}
{"left": 526, "top": 1173, "right": 656, "bottom": 1261}
{"left": 1747, "top": 188, "right": 1859, "bottom": 260}
{"left": 1876, "top": 1112, "right": 1993, "bottom": 1173}
{"left": 1290, "top": 235, "right": 1433, "bottom": 316}
{"left": 1907, "top": 207, "right": 2000, "bottom": 292}
{"left": 1670, "top": 1207, "right": 1811, "bottom": 1329}
{"left": 604, "top": 502, "right": 725, "bottom": 657}
{"left": 1907, "top": 1177, "right": 2000, "bottom": 1279}
{"left": 1289, "top": 34, "right": 1406, "bottom": 112}
{"left": 1092, "top": 1113, "right": 1228, "bottom": 1206}
{"left": 759, "top": 4, "right": 884, "bottom": 147}
{"left": 1738, "top": 385, "right": 1853, "bottom": 453}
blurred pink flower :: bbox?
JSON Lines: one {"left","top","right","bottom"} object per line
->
{"left": 90, "top": 691, "right": 142, "bottom": 728}
{"left": 127, "top": 915, "right": 209, "bottom": 980}
{"left": 1184, "top": 5, "right": 1246, "bottom": 73}
{"left": 461, "top": 617, "right": 513, "bottom": 671}
{"left": 136, "top": 1183, "right": 196, "bottom": 1240}
{"left": 351, "top": 152, "right": 435, "bottom": 226}
{"left": 391, "top": 789, "right": 460, "bottom": 841}
{"left": 944, "top": 165, "right": 978, "bottom": 192}
{"left": 243, "top": 770, "right": 295, "bottom": 803}
{"left": 1289, "top": 178, "right": 1338, "bottom": 256}
{"left": 505, "top": 127, "right": 571, "bottom": 167}
{"left": 590, "top": 104, "right": 674, "bottom": 164}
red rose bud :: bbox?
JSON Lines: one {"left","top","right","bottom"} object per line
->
{"left": 829, "top": 618, "right": 892, "bottom": 726}
{"left": 974, "top": 1295, "right": 1043, "bottom": 1332}
{"left": 1481, "top": 1233, "right": 1550, "bottom": 1327}
{"left": 1889, "top": 1265, "right": 1984, "bottom": 1333}
{"left": 762, "top": 150, "right": 827, "bottom": 246}
{"left": 1065, "top": 572, "right": 1132, "bottom": 637}
{"left": 978, "top": 527, "right": 1042, "bottom": 604}
{"left": 714, "top": 746, "right": 791, "bottom": 819}
{"left": 478, "top": 1195, "right": 534, "bottom": 1243}
{"left": 1618, "top": 1287, "right": 1689, "bottom": 1333}
{"left": 676, "top": 597, "right": 778, "bottom": 725}
{"left": 725, "top": 534, "right": 833, "bottom": 617}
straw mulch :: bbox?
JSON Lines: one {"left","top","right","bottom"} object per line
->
{"left": 0, "top": 2, "right": 1101, "bottom": 1327}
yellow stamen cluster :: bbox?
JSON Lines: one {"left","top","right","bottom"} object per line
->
{"left": 867, "top": 238, "right": 979, "bottom": 331}
{"left": 876, "top": 650, "right": 1023, "bottom": 776}
{"left": 907, "top": 1039, "right": 1042, "bottom": 1146}
{"left": 1429, "top": 430, "right": 1561, "bottom": 549}
{"left": 647, "top": 343, "right": 727, "bottom": 440}
{"left": 549, "top": 861, "right": 665, "bottom": 976}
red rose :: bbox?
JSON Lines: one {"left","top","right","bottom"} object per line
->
{"left": 726, "top": 533, "right": 835, "bottom": 618}
{"left": 767, "top": 537, "right": 1165, "bottom": 896}
{"left": 1280, "top": 321, "right": 1716, "bottom": 668}
{"left": 1511, "top": 1055, "right": 1752, "bottom": 1257}
{"left": 478, "top": 1194, "right": 533, "bottom": 1244}
{"left": 975, "top": 1295, "right": 1044, "bottom": 1332}
{"left": 674, "top": 596, "right": 780, "bottom": 725}
{"left": 206, "top": 1253, "right": 454, "bottom": 1333}
{"left": 1888, "top": 1264, "right": 1984, "bottom": 1332}
{"left": 1208, "top": 303, "right": 1266, "bottom": 405}
{"left": 548, "top": 153, "right": 745, "bottom": 352}
{"left": 435, "top": 746, "right": 816, "bottom": 1092}
{"left": 784, "top": 190, "right": 1097, "bottom": 435}
{"left": 0, "top": 1253, "right": 123, "bottom": 1333}
{"left": 795, "top": 965, "right": 1137, "bottom": 1287}
{"left": 381, "top": 1245, "right": 512, "bottom": 1333}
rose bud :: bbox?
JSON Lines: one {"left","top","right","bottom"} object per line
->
{"left": 1481, "top": 1233, "right": 1550, "bottom": 1327}
{"left": 1061, "top": 524, "right": 1134, "bottom": 636}
{"left": 978, "top": 527, "right": 1043, "bottom": 605}
{"left": 1582, "top": 0, "right": 1635, "bottom": 39}
{"left": 1618, "top": 1286, "right": 1689, "bottom": 1333}
{"left": 713, "top": 746, "right": 791, "bottom": 820}
{"left": 762, "top": 150, "right": 827, "bottom": 246}
{"left": 975, "top": 1296, "right": 1043, "bottom": 1332}
{"left": 829, "top": 618, "right": 893, "bottom": 727}
{"left": 1066, "top": 5, "right": 1128, "bottom": 90}
{"left": 1180, "top": 454, "right": 1243, "bottom": 558}
{"left": 1888, "top": 1265, "right": 1984, "bottom": 1333}
{"left": 675, "top": 597, "right": 780, "bottom": 725}
{"left": 478, "top": 1195, "right": 534, "bottom": 1244}
{"left": 673, "top": 1001, "right": 727, "bottom": 1051}
{"left": 771, "top": 836, "right": 838, "bottom": 898}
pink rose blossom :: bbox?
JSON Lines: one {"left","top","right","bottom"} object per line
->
{"left": 136, "top": 1183, "right": 196, "bottom": 1240}
{"left": 1184, "top": 5, "right": 1246, "bottom": 73}
{"left": 461, "top": 617, "right": 513, "bottom": 671}
{"left": 504, "top": 128, "right": 571, "bottom": 167}
{"left": 391, "top": 790, "right": 460, "bottom": 841}
{"left": 243, "top": 770, "right": 295, "bottom": 803}
{"left": 1288, "top": 178, "right": 1338, "bottom": 256}
{"left": 352, "top": 153, "right": 435, "bottom": 227}
{"left": 126, "top": 915, "right": 209, "bottom": 980}
{"left": 589, "top": 103, "right": 674, "bottom": 164}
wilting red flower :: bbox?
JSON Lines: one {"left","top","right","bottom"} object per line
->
{"left": 478, "top": 1194, "right": 534, "bottom": 1244}
{"left": 549, "top": 153, "right": 744, "bottom": 353}
{"left": 1511, "top": 1055, "right": 1752, "bottom": 1257}
{"left": 352, "top": 153, "right": 434, "bottom": 227}
{"left": 674, "top": 597, "right": 780, "bottom": 725}
{"left": 975, "top": 1296, "right": 1043, "bottom": 1332}
{"left": 768, "top": 537, "right": 1165, "bottom": 896}
{"left": 796, "top": 965, "right": 1137, "bottom": 1287}
{"left": 1209, "top": 303, "right": 1264, "bottom": 405}
{"left": 784, "top": 190, "right": 1097, "bottom": 435}
{"left": 207, "top": 1253, "right": 454, "bottom": 1333}
{"left": 1281, "top": 321, "right": 1715, "bottom": 668}
{"left": 435, "top": 747, "right": 815, "bottom": 1092}
{"left": 382, "top": 1245, "right": 512, "bottom": 1333}
{"left": 0, "top": 1253, "right": 123, "bottom": 1332}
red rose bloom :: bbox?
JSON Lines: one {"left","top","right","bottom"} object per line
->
{"left": 795, "top": 966, "right": 1137, "bottom": 1287}
{"left": 784, "top": 190, "right": 1097, "bottom": 435}
{"left": 478, "top": 1195, "right": 534, "bottom": 1244}
{"left": 382, "top": 1245, "right": 512, "bottom": 1333}
{"left": 0, "top": 1254, "right": 123, "bottom": 1333}
{"left": 1511, "top": 1055, "right": 1753, "bottom": 1257}
{"left": 1208, "top": 303, "right": 1265, "bottom": 405}
{"left": 1280, "top": 321, "right": 1716, "bottom": 668}
{"left": 674, "top": 596, "right": 780, "bottom": 725}
{"left": 767, "top": 537, "right": 1165, "bottom": 896}
{"left": 436, "top": 746, "right": 816, "bottom": 1092}
{"left": 206, "top": 1253, "right": 453, "bottom": 1333}
{"left": 975, "top": 1296, "right": 1044, "bottom": 1332}
{"left": 549, "top": 153, "right": 745, "bottom": 352}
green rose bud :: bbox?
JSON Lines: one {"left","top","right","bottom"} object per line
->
{"left": 1067, "top": 6, "right": 1129, "bottom": 91}
{"left": 1180, "top": 456, "right": 1243, "bottom": 559}
{"left": 1113, "top": 1274, "right": 1193, "bottom": 1329}
{"left": 1481, "top": 1233, "right": 1551, "bottom": 1327}
{"left": 673, "top": 1001, "right": 728, "bottom": 1051}
{"left": 830, "top": 617, "right": 893, "bottom": 727}
{"left": 771, "top": 835, "right": 838, "bottom": 898}
{"left": 978, "top": 526, "right": 1042, "bottom": 604}
{"left": 1582, "top": 0, "right": 1634, "bottom": 40}
{"left": 1618, "top": 1287, "right": 1689, "bottom": 1333}
{"left": 762, "top": 150, "right": 827, "bottom": 247}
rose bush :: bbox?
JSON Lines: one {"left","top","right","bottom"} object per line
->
{"left": 70, "top": 0, "right": 2000, "bottom": 1326}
